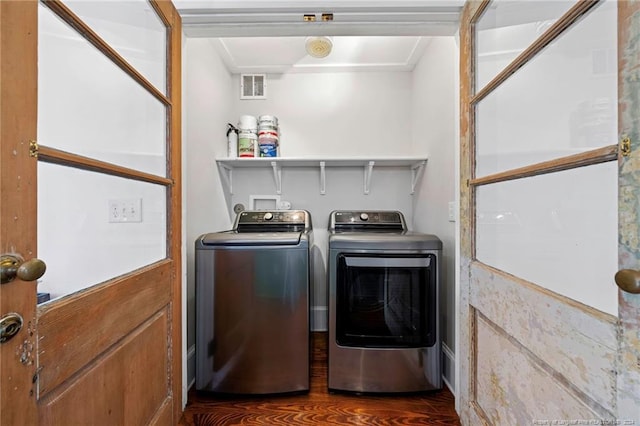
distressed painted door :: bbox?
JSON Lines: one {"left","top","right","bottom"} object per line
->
{"left": 0, "top": 0, "right": 182, "bottom": 424}
{"left": 459, "top": 0, "right": 639, "bottom": 424}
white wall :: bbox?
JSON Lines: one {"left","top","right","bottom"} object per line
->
{"left": 410, "top": 37, "right": 458, "bottom": 391}
{"left": 184, "top": 38, "right": 236, "bottom": 382}
{"left": 229, "top": 72, "right": 414, "bottom": 157}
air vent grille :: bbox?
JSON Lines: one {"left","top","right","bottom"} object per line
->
{"left": 240, "top": 74, "right": 266, "bottom": 99}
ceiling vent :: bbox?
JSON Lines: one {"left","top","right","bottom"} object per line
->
{"left": 240, "top": 74, "right": 266, "bottom": 99}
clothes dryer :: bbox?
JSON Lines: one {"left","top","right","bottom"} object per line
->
{"left": 327, "top": 210, "right": 441, "bottom": 393}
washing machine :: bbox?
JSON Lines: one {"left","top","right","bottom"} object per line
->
{"left": 195, "top": 210, "right": 312, "bottom": 394}
{"left": 327, "top": 210, "right": 442, "bottom": 393}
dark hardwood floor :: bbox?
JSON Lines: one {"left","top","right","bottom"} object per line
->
{"left": 179, "top": 333, "right": 461, "bottom": 425}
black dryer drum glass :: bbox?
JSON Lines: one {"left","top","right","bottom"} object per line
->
{"left": 335, "top": 253, "right": 436, "bottom": 348}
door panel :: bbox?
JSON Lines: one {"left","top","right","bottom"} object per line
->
{"left": 59, "top": 0, "right": 168, "bottom": 93}
{"left": 459, "top": 0, "right": 639, "bottom": 423}
{"left": 475, "top": 162, "right": 618, "bottom": 314}
{"left": 474, "top": 311, "right": 604, "bottom": 423}
{"left": 470, "top": 263, "right": 617, "bottom": 414}
{"left": 38, "top": 310, "right": 170, "bottom": 425}
{"left": 475, "top": 2, "right": 576, "bottom": 90}
{"left": 476, "top": 0, "right": 617, "bottom": 177}
{"left": 38, "top": 2, "right": 167, "bottom": 178}
{"left": 37, "top": 260, "right": 172, "bottom": 395}
{"left": 37, "top": 163, "right": 167, "bottom": 300}
{"left": 0, "top": 0, "right": 182, "bottom": 424}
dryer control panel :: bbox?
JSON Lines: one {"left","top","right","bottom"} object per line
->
{"left": 329, "top": 210, "right": 406, "bottom": 231}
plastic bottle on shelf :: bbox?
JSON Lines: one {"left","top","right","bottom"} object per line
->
{"left": 258, "top": 115, "right": 279, "bottom": 157}
{"left": 237, "top": 115, "right": 258, "bottom": 158}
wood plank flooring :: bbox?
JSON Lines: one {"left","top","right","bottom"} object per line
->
{"left": 180, "top": 333, "right": 460, "bottom": 425}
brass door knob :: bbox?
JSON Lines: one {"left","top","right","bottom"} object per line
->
{"left": 614, "top": 269, "right": 640, "bottom": 294}
{"left": 0, "top": 254, "right": 46, "bottom": 285}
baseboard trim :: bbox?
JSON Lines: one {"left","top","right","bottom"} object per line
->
{"left": 443, "top": 374, "right": 455, "bottom": 396}
{"left": 442, "top": 342, "right": 455, "bottom": 396}
{"left": 311, "top": 306, "right": 327, "bottom": 332}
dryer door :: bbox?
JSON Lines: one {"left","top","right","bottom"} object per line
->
{"left": 335, "top": 253, "right": 437, "bottom": 348}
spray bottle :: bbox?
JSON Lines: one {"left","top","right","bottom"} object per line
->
{"left": 226, "top": 123, "right": 238, "bottom": 158}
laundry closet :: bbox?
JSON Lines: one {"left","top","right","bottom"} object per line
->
{"left": 183, "top": 24, "right": 459, "bottom": 392}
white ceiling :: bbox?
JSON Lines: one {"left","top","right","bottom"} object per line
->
{"left": 175, "top": 0, "right": 463, "bottom": 74}
{"left": 213, "top": 36, "right": 433, "bottom": 74}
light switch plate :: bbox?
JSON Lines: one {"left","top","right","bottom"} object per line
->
{"left": 448, "top": 201, "right": 455, "bottom": 222}
{"left": 108, "top": 198, "right": 142, "bottom": 223}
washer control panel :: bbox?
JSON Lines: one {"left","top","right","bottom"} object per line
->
{"left": 234, "top": 210, "right": 311, "bottom": 230}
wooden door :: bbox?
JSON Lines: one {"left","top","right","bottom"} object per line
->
{"left": 0, "top": 0, "right": 182, "bottom": 424}
{"left": 459, "top": 0, "right": 639, "bottom": 424}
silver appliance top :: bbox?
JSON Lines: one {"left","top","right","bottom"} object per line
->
{"left": 200, "top": 231, "right": 307, "bottom": 246}
{"left": 328, "top": 210, "right": 407, "bottom": 232}
{"left": 328, "top": 210, "right": 442, "bottom": 250}
{"left": 196, "top": 210, "right": 313, "bottom": 247}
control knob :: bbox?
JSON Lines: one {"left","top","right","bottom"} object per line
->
{"left": 360, "top": 213, "right": 369, "bottom": 221}
{"left": 264, "top": 212, "right": 273, "bottom": 221}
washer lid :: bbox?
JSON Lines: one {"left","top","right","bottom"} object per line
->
{"left": 199, "top": 231, "right": 303, "bottom": 246}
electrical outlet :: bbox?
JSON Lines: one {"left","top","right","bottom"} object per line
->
{"left": 108, "top": 198, "right": 142, "bottom": 223}
{"left": 448, "top": 201, "right": 456, "bottom": 222}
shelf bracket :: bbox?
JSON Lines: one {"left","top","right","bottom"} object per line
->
{"left": 218, "top": 163, "right": 233, "bottom": 195}
{"left": 319, "top": 161, "right": 326, "bottom": 195}
{"left": 411, "top": 161, "right": 427, "bottom": 195}
{"left": 364, "top": 161, "right": 375, "bottom": 195}
{"left": 271, "top": 161, "right": 282, "bottom": 194}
